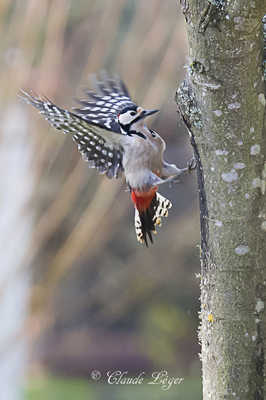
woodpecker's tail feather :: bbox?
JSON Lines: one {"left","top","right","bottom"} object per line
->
{"left": 134, "top": 192, "right": 172, "bottom": 246}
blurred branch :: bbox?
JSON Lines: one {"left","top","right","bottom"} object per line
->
{"left": 31, "top": 177, "right": 122, "bottom": 311}
{"left": 29, "top": 161, "right": 89, "bottom": 264}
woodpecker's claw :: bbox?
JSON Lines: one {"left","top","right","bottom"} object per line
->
{"left": 187, "top": 157, "right": 197, "bottom": 172}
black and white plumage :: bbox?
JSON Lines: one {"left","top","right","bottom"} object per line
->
{"left": 73, "top": 73, "right": 137, "bottom": 134}
{"left": 20, "top": 90, "right": 124, "bottom": 178}
{"left": 20, "top": 73, "right": 195, "bottom": 245}
{"left": 134, "top": 192, "right": 172, "bottom": 246}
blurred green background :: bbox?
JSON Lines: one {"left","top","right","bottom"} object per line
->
{"left": 0, "top": 0, "right": 201, "bottom": 398}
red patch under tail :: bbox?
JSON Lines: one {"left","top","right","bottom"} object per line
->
{"left": 131, "top": 187, "right": 159, "bottom": 246}
{"left": 131, "top": 189, "right": 172, "bottom": 246}
{"left": 131, "top": 187, "right": 158, "bottom": 212}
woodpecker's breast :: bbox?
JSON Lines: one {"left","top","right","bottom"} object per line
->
{"left": 122, "top": 127, "right": 166, "bottom": 190}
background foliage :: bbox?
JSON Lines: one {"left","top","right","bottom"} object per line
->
{"left": 0, "top": 0, "right": 201, "bottom": 398}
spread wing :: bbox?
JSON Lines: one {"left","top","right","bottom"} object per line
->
{"left": 73, "top": 73, "right": 137, "bottom": 133}
{"left": 20, "top": 91, "right": 125, "bottom": 178}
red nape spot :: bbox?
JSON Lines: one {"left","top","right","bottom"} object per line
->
{"left": 131, "top": 187, "right": 158, "bottom": 212}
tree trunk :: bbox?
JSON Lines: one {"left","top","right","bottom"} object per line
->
{"left": 177, "top": 1, "right": 266, "bottom": 399}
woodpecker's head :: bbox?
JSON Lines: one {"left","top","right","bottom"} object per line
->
{"left": 118, "top": 106, "right": 159, "bottom": 131}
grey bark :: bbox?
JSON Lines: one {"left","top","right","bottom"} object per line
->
{"left": 177, "top": 1, "right": 266, "bottom": 399}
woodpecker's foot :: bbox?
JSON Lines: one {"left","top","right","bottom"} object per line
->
{"left": 157, "top": 161, "right": 196, "bottom": 187}
{"left": 168, "top": 177, "right": 181, "bottom": 188}
{"left": 168, "top": 159, "right": 196, "bottom": 187}
{"left": 187, "top": 157, "right": 197, "bottom": 172}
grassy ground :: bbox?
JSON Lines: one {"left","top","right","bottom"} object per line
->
{"left": 25, "top": 376, "right": 202, "bottom": 400}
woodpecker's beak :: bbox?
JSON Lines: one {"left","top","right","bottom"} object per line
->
{"left": 143, "top": 109, "right": 159, "bottom": 117}
{"left": 140, "top": 108, "right": 159, "bottom": 119}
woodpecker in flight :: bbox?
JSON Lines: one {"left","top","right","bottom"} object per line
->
{"left": 20, "top": 73, "right": 195, "bottom": 246}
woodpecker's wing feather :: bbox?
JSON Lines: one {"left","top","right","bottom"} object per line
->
{"left": 73, "top": 73, "right": 137, "bottom": 133}
{"left": 20, "top": 91, "right": 125, "bottom": 178}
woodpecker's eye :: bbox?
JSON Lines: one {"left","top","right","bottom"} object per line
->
{"left": 130, "top": 111, "right": 136, "bottom": 116}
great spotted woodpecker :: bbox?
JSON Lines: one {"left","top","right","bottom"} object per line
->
{"left": 20, "top": 73, "right": 195, "bottom": 246}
